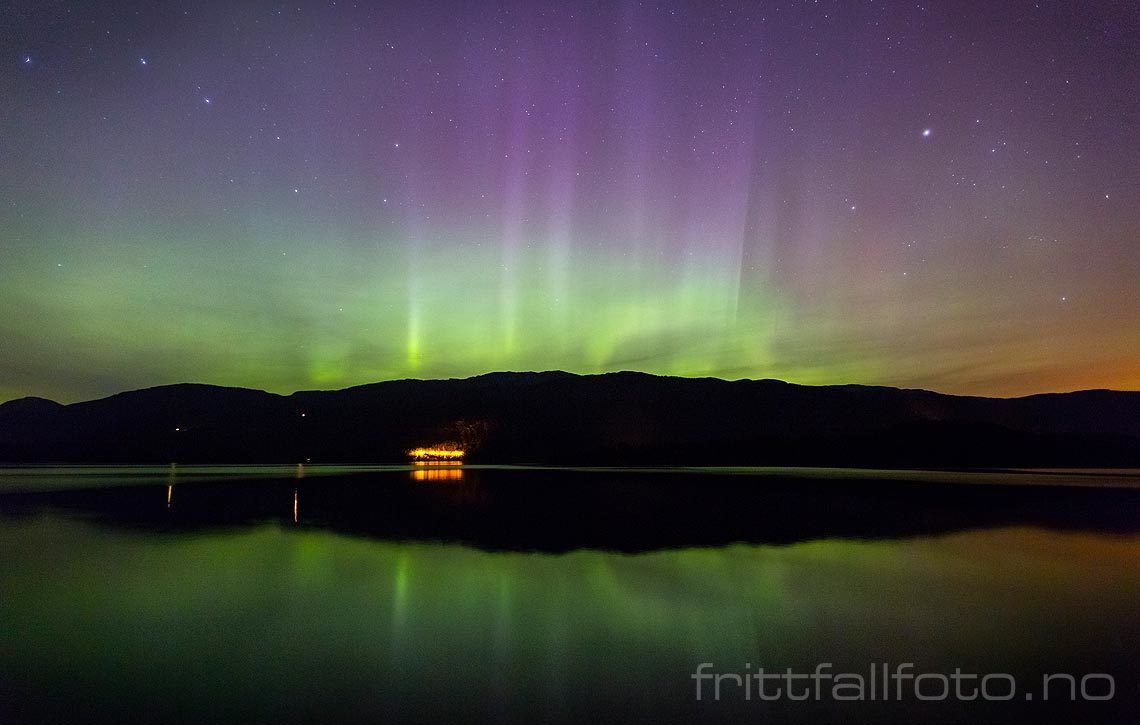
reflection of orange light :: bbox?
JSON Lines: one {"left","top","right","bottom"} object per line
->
{"left": 408, "top": 446, "right": 465, "bottom": 462}
{"left": 293, "top": 489, "right": 298, "bottom": 524}
{"left": 412, "top": 467, "right": 464, "bottom": 482}
{"left": 166, "top": 484, "right": 172, "bottom": 508}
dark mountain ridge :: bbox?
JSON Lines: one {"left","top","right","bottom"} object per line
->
{"left": 1, "top": 371, "right": 1138, "bottom": 465}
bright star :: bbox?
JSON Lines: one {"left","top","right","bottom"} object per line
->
{"left": 139, "top": 57, "right": 148, "bottom": 66}
{"left": 922, "top": 128, "right": 932, "bottom": 137}
{"left": 23, "top": 55, "right": 32, "bottom": 65}
{"left": 203, "top": 96, "right": 212, "bottom": 104}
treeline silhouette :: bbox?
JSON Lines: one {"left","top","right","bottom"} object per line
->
{"left": 1, "top": 371, "right": 1138, "bottom": 465}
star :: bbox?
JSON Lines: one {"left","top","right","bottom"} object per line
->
{"left": 22, "top": 55, "right": 32, "bottom": 65}
{"left": 922, "top": 128, "right": 932, "bottom": 137}
{"left": 202, "top": 96, "right": 212, "bottom": 105}
{"left": 139, "top": 57, "right": 148, "bottom": 66}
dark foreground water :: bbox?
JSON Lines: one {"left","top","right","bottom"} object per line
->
{"left": 1, "top": 466, "right": 1138, "bottom": 724}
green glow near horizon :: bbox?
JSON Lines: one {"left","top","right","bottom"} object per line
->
{"left": 4, "top": 223, "right": 1138, "bottom": 403}
{"left": 1, "top": 226, "right": 839, "bottom": 402}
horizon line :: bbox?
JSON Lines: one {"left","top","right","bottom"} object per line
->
{"left": 4, "top": 369, "right": 1138, "bottom": 408}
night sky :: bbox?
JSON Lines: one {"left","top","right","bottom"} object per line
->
{"left": 2, "top": 0, "right": 1138, "bottom": 403}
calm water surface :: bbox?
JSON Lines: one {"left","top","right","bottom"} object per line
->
{"left": 1, "top": 466, "right": 1138, "bottom": 723}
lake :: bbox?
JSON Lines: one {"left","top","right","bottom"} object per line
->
{"left": 1, "top": 465, "right": 1138, "bottom": 723}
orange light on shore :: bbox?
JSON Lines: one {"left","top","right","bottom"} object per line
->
{"left": 408, "top": 445, "right": 465, "bottom": 462}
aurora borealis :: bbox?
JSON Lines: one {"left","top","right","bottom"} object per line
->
{"left": 2, "top": 0, "right": 1138, "bottom": 403}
